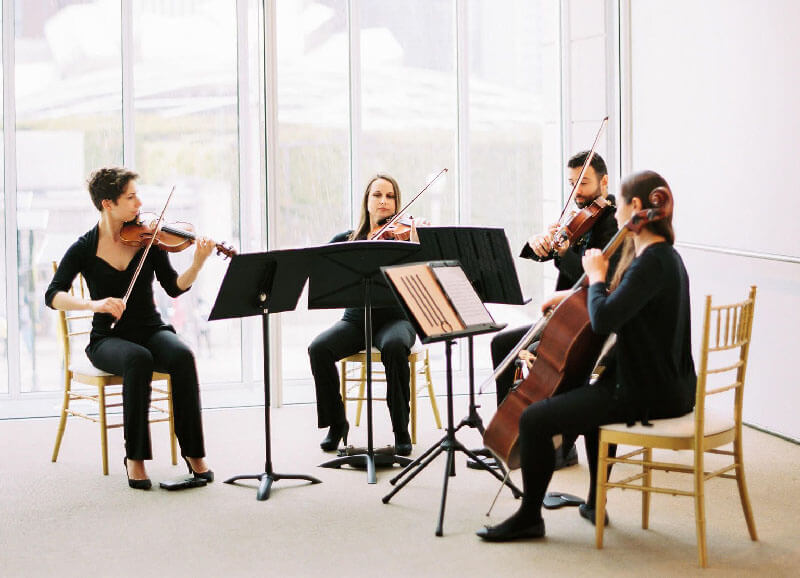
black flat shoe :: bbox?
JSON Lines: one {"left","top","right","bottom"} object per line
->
{"left": 184, "top": 456, "right": 215, "bottom": 483}
{"left": 124, "top": 457, "right": 152, "bottom": 491}
{"left": 320, "top": 422, "right": 349, "bottom": 451}
{"left": 476, "top": 519, "right": 545, "bottom": 542}
{"left": 578, "top": 503, "right": 609, "bottom": 526}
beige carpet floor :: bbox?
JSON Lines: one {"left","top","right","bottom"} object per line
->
{"left": 1, "top": 400, "right": 798, "bottom": 577}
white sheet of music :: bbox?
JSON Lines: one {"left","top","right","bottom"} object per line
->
{"left": 432, "top": 266, "right": 494, "bottom": 327}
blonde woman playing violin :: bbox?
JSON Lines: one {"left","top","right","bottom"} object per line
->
{"left": 45, "top": 167, "right": 215, "bottom": 490}
{"left": 308, "top": 174, "right": 418, "bottom": 456}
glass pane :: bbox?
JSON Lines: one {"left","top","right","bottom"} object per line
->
{"left": 272, "top": 0, "right": 350, "bottom": 403}
{"left": 467, "top": 0, "right": 559, "bottom": 370}
{"left": 15, "top": 0, "right": 123, "bottom": 393}
{"left": 0, "top": 7, "right": 5, "bottom": 394}
{"left": 132, "top": 1, "right": 242, "bottom": 384}
{"left": 358, "top": 0, "right": 457, "bottom": 232}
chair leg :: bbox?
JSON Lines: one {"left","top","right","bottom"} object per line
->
{"left": 595, "top": 437, "right": 610, "bottom": 549}
{"left": 694, "top": 448, "right": 708, "bottom": 568}
{"left": 410, "top": 357, "right": 417, "bottom": 444}
{"left": 355, "top": 362, "right": 366, "bottom": 427}
{"left": 642, "top": 447, "right": 652, "bottom": 529}
{"left": 51, "top": 373, "right": 72, "bottom": 463}
{"left": 733, "top": 434, "right": 758, "bottom": 540}
{"left": 340, "top": 360, "right": 348, "bottom": 421}
{"left": 98, "top": 386, "right": 110, "bottom": 476}
{"left": 167, "top": 377, "right": 177, "bottom": 466}
{"left": 424, "top": 351, "right": 442, "bottom": 429}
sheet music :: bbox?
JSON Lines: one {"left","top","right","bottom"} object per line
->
{"left": 384, "top": 264, "right": 464, "bottom": 337}
{"left": 431, "top": 265, "right": 494, "bottom": 326}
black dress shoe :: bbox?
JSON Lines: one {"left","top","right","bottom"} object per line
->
{"left": 578, "top": 503, "right": 609, "bottom": 526}
{"left": 124, "top": 457, "right": 152, "bottom": 491}
{"left": 394, "top": 431, "right": 412, "bottom": 456}
{"left": 476, "top": 519, "right": 545, "bottom": 542}
{"left": 320, "top": 422, "right": 349, "bottom": 451}
{"left": 184, "top": 456, "right": 215, "bottom": 483}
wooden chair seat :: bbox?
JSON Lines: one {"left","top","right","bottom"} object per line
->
{"left": 340, "top": 341, "right": 442, "bottom": 444}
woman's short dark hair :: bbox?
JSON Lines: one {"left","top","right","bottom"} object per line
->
{"left": 567, "top": 150, "right": 608, "bottom": 178}
{"left": 87, "top": 167, "right": 139, "bottom": 211}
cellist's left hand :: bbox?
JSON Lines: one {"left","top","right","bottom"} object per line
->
{"left": 582, "top": 248, "right": 608, "bottom": 285}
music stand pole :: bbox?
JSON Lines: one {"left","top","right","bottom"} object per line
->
{"left": 224, "top": 296, "right": 322, "bottom": 500}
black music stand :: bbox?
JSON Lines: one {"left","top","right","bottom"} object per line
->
{"left": 391, "top": 227, "right": 526, "bottom": 493}
{"left": 208, "top": 250, "right": 321, "bottom": 501}
{"left": 379, "top": 260, "right": 509, "bottom": 536}
{"left": 310, "top": 240, "right": 421, "bottom": 484}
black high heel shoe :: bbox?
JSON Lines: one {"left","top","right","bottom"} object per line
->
{"left": 124, "top": 457, "right": 152, "bottom": 490}
{"left": 394, "top": 430, "right": 412, "bottom": 457}
{"left": 320, "top": 422, "right": 349, "bottom": 451}
{"left": 184, "top": 456, "right": 215, "bottom": 483}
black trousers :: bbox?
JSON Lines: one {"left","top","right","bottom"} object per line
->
{"left": 517, "top": 381, "right": 626, "bottom": 517}
{"left": 308, "top": 318, "right": 416, "bottom": 435}
{"left": 86, "top": 327, "right": 205, "bottom": 461}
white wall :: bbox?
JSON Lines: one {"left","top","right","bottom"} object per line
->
{"left": 625, "top": 0, "right": 800, "bottom": 440}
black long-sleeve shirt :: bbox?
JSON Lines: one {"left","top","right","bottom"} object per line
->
{"left": 521, "top": 195, "right": 619, "bottom": 290}
{"left": 45, "top": 225, "right": 188, "bottom": 342}
{"left": 587, "top": 242, "right": 696, "bottom": 423}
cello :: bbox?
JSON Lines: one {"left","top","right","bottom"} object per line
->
{"left": 482, "top": 186, "right": 673, "bottom": 469}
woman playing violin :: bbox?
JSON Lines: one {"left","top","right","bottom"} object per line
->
{"left": 477, "top": 170, "right": 696, "bottom": 542}
{"left": 308, "top": 174, "right": 417, "bottom": 456}
{"left": 45, "top": 167, "right": 215, "bottom": 490}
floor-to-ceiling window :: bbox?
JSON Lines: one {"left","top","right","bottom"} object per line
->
{"left": 131, "top": 1, "right": 242, "bottom": 385}
{"left": 15, "top": 0, "right": 123, "bottom": 395}
{"left": 1, "top": 0, "right": 562, "bottom": 416}
{"left": 0, "top": 6, "right": 5, "bottom": 395}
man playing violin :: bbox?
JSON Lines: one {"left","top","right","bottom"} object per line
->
{"left": 308, "top": 174, "right": 417, "bottom": 456}
{"left": 481, "top": 151, "right": 618, "bottom": 471}
{"left": 45, "top": 167, "right": 215, "bottom": 490}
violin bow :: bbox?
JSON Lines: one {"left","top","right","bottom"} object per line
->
{"left": 370, "top": 168, "right": 448, "bottom": 240}
{"left": 557, "top": 116, "right": 608, "bottom": 222}
{"left": 110, "top": 185, "right": 176, "bottom": 329}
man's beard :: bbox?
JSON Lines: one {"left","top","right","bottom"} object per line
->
{"left": 575, "top": 184, "right": 602, "bottom": 209}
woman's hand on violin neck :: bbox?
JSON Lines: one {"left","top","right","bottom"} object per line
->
{"left": 193, "top": 236, "right": 215, "bottom": 266}
{"left": 90, "top": 297, "right": 126, "bottom": 320}
{"left": 582, "top": 248, "right": 608, "bottom": 285}
{"left": 540, "top": 289, "right": 571, "bottom": 313}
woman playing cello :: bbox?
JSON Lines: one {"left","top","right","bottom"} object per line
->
{"left": 45, "top": 167, "right": 215, "bottom": 490}
{"left": 477, "top": 170, "right": 696, "bottom": 541}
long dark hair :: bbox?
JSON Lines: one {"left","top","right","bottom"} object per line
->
{"left": 349, "top": 174, "right": 403, "bottom": 241}
{"left": 609, "top": 170, "right": 675, "bottom": 291}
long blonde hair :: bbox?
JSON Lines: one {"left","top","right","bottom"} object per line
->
{"left": 608, "top": 170, "right": 675, "bottom": 291}
{"left": 349, "top": 174, "right": 403, "bottom": 241}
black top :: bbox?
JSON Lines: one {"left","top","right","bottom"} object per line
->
{"left": 330, "top": 230, "right": 407, "bottom": 327}
{"left": 521, "top": 194, "right": 619, "bottom": 290}
{"left": 587, "top": 242, "right": 696, "bottom": 424}
{"left": 45, "top": 225, "right": 188, "bottom": 341}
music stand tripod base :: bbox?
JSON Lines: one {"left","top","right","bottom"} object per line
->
{"left": 225, "top": 471, "right": 322, "bottom": 502}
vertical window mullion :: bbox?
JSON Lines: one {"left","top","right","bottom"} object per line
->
{"left": 347, "top": 0, "right": 361, "bottom": 223}
{"left": 121, "top": 0, "right": 134, "bottom": 168}
{"left": 3, "top": 0, "right": 19, "bottom": 399}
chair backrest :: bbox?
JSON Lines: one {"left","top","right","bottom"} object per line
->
{"left": 695, "top": 286, "right": 757, "bottom": 434}
{"left": 51, "top": 261, "right": 94, "bottom": 371}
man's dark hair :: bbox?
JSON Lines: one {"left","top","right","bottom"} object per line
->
{"left": 87, "top": 167, "right": 139, "bottom": 211}
{"left": 567, "top": 150, "right": 608, "bottom": 178}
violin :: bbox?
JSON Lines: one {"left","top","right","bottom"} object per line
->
{"left": 120, "top": 213, "right": 236, "bottom": 259}
{"left": 551, "top": 196, "right": 612, "bottom": 251}
{"left": 368, "top": 215, "right": 417, "bottom": 241}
